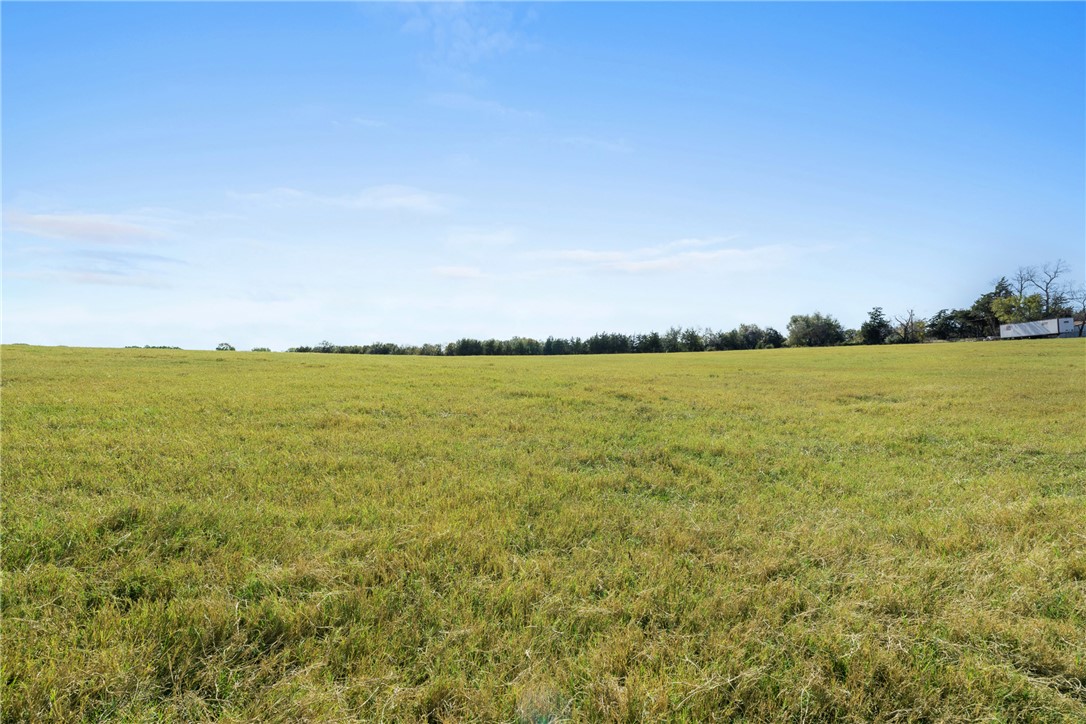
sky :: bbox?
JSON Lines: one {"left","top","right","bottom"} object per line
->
{"left": 3, "top": 2, "right": 1084, "bottom": 351}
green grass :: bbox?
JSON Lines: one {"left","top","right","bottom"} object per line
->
{"left": 3, "top": 341, "right": 1085, "bottom": 721}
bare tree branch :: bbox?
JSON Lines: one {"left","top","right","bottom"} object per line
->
{"left": 1032, "top": 259, "right": 1070, "bottom": 316}
{"left": 1012, "top": 266, "right": 1037, "bottom": 298}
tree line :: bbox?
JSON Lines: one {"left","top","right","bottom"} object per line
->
{"left": 272, "top": 259, "right": 1084, "bottom": 355}
{"left": 924, "top": 260, "right": 1083, "bottom": 340}
{"left": 287, "top": 324, "right": 787, "bottom": 357}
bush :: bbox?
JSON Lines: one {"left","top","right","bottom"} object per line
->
{"left": 786, "top": 313, "right": 845, "bottom": 347}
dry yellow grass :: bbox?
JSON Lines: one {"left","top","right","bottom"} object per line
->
{"left": 3, "top": 340, "right": 1084, "bottom": 721}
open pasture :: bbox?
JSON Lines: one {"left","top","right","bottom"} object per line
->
{"left": 3, "top": 341, "right": 1084, "bottom": 721}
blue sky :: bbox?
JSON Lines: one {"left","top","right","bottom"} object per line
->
{"left": 4, "top": 2, "right": 1083, "bottom": 350}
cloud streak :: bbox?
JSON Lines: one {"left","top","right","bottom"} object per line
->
{"left": 428, "top": 92, "right": 539, "bottom": 119}
{"left": 560, "top": 135, "right": 631, "bottom": 154}
{"left": 229, "top": 185, "right": 451, "bottom": 214}
{"left": 7, "top": 247, "right": 185, "bottom": 288}
{"left": 3, "top": 209, "right": 167, "bottom": 245}
{"left": 401, "top": 3, "right": 529, "bottom": 67}
{"left": 432, "top": 265, "right": 485, "bottom": 280}
{"left": 534, "top": 238, "right": 819, "bottom": 275}
{"left": 446, "top": 226, "right": 519, "bottom": 248}
{"left": 332, "top": 116, "right": 387, "bottom": 129}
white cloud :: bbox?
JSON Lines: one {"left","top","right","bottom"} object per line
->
{"left": 3, "top": 209, "right": 167, "bottom": 244}
{"left": 229, "top": 185, "right": 451, "bottom": 214}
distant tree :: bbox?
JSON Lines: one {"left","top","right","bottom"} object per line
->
{"left": 991, "top": 294, "right": 1044, "bottom": 324}
{"left": 988, "top": 259, "right": 1076, "bottom": 323}
{"left": 544, "top": 336, "right": 574, "bottom": 355}
{"left": 926, "top": 309, "right": 960, "bottom": 340}
{"left": 681, "top": 327, "right": 705, "bottom": 352}
{"left": 890, "top": 309, "right": 925, "bottom": 344}
{"left": 506, "top": 337, "right": 542, "bottom": 355}
{"left": 702, "top": 329, "right": 724, "bottom": 351}
{"left": 762, "top": 327, "right": 784, "bottom": 349}
{"left": 662, "top": 326, "right": 683, "bottom": 353}
{"left": 968, "top": 277, "right": 1014, "bottom": 337}
{"left": 216, "top": 342, "right": 235, "bottom": 351}
{"left": 859, "top": 307, "right": 893, "bottom": 345}
{"left": 1034, "top": 259, "right": 1071, "bottom": 317}
{"left": 446, "top": 338, "right": 484, "bottom": 356}
{"left": 734, "top": 324, "right": 762, "bottom": 350}
{"left": 786, "top": 312, "right": 845, "bottom": 347}
{"left": 638, "top": 331, "right": 664, "bottom": 353}
{"left": 1011, "top": 265, "right": 1037, "bottom": 298}
{"left": 717, "top": 329, "right": 742, "bottom": 351}
{"left": 587, "top": 333, "right": 611, "bottom": 354}
{"left": 1070, "top": 287, "right": 1086, "bottom": 336}
{"left": 956, "top": 307, "right": 989, "bottom": 339}
{"left": 251, "top": 347, "right": 271, "bottom": 352}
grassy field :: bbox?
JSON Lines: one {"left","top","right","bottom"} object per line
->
{"left": 3, "top": 341, "right": 1084, "bottom": 722}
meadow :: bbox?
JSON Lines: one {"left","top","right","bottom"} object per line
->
{"left": 3, "top": 341, "right": 1084, "bottom": 722}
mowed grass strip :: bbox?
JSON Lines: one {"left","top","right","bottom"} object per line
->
{"left": 3, "top": 341, "right": 1084, "bottom": 721}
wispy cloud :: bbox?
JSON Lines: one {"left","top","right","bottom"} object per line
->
{"left": 70, "top": 249, "right": 182, "bottom": 267}
{"left": 229, "top": 185, "right": 451, "bottom": 214}
{"left": 560, "top": 136, "right": 632, "bottom": 154}
{"left": 332, "top": 116, "right": 387, "bottom": 129}
{"left": 428, "top": 91, "right": 539, "bottom": 119}
{"left": 546, "top": 249, "right": 626, "bottom": 263}
{"left": 401, "top": 3, "right": 531, "bottom": 67}
{"left": 534, "top": 238, "right": 818, "bottom": 275}
{"left": 350, "top": 116, "right": 385, "bottom": 128}
{"left": 446, "top": 226, "right": 519, "bottom": 248}
{"left": 608, "top": 248, "right": 776, "bottom": 273}
{"left": 8, "top": 248, "right": 185, "bottom": 288}
{"left": 400, "top": 5, "right": 540, "bottom": 124}
{"left": 65, "top": 272, "right": 173, "bottom": 288}
{"left": 432, "top": 265, "right": 485, "bottom": 280}
{"left": 348, "top": 186, "right": 449, "bottom": 213}
{"left": 3, "top": 209, "right": 167, "bottom": 245}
